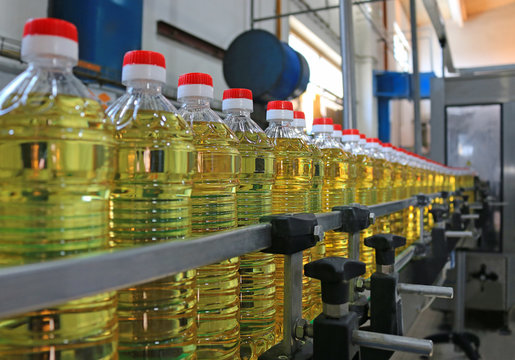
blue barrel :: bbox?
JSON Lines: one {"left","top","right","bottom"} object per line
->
{"left": 48, "top": 0, "right": 143, "bottom": 81}
{"left": 223, "top": 30, "right": 310, "bottom": 103}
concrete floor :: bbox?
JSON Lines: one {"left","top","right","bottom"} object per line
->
{"left": 392, "top": 308, "right": 515, "bottom": 360}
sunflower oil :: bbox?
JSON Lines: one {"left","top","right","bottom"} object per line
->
{"left": 314, "top": 119, "right": 350, "bottom": 260}
{"left": 0, "top": 18, "right": 117, "bottom": 359}
{"left": 223, "top": 89, "right": 275, "bottom": 359}
{"left": 107, "top": 51, "right": 197, "bottom": 359}
{"left": 341, "top": 132, "right": 374, "bottom": 277}
{"left": 178, "top": 73, "right": 241, "bottom": 359}
{"left": 293, "top": 112, "right": 324, "bottom": 320}
{"left": 265, "top": 102, "right": 312, "bottom": 341}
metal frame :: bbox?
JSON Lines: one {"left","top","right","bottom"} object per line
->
{"left": 0, "top": 194, "right": 441, "bottom": 320}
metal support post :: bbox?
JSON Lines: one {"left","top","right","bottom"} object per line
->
{"left": 250, "top": 0, "right": 254, "bottom": 29}
{"left": 339, "top": 0, "right": 357, "bottom": 129}
{"left": 454, "top": 250, "right": 466, "bottom": 333}
{"left": 349, "top": 231, "right": 361, "bottom": 302}
{"left": 281, "top": 252, "right": 304, "bottom": 355}
{"left": 419, "top": 204, "right": 425, "bottom": 243}
{"left": 410, "top": 0, "right": 422, "bottom": 154}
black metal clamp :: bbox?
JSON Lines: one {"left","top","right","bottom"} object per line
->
{"left": 259, "top": 213, "right": 321, "bottom": 360}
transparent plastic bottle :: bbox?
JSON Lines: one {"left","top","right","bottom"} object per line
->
{"left": 364, "top": 138, "right": 391, "bottom": 275}
{"left": 332, "top": 124, "right": 356, "bottom": 204}
{"left": 401, "top": 149, "right": 419, "bottom": 247}
{"left": 106, "top": 51, "right": 196, "bottom": 359}
{"left": 313, "top": 119, "right": 350, "bottom": 260}
{"left": 381, "top": 144, "right": 405, "bottom": 243}
{"left": 177, "top": 73, "right": 241, "bottom": 359}
{"left": 222, "top": 88, "right": 275, "bottom": 359}
{"left": 265, "top": 101, "right": 312, "bottom": 340}
{"left": 0, "top": 18, "right": 117, "bottom": 359}
{"left": 292, "top": 111, "right": 323, "bottom": 320}
{"left": 293, "top": 112, "right": 323, "bottom": 214}
{"left": 341, "top": 132, "right": 375, "bottom": 277}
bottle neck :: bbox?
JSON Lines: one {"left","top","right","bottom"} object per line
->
{"left": 179, "top": 96, "right": 211, "bottom": 107}
{"left": 27, "top": 56, "right": 75, "bottom": 73}
{"left": 268, "top": 119, "right": 292, "bottom": 127}
{"left": 126, "top": 80, "right": 163, "bottom": 94}
{"left": 224, "top": 108, "right": 251, "bottom": 117}
{"left": 314, "top": 132, "right": 332, "bottom": 140}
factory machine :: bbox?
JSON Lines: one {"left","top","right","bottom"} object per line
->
{"left": 430, "top": 71, "right": 515, "bottom": 332}
{"left": 0, "top": 185, "right": 485, "bottom": 359}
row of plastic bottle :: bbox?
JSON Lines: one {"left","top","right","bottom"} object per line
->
{"left": 0, "top": 18, "right": 475, "bottom": 360}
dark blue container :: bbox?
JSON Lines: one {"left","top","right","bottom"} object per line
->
{"left": 223, "top": 30, "right": 310, "bottom": 103}
{"left": 48, "top": 0, "right": 143, "bottom": 82}
{"left": 373, "top": 71, "right": 411, "bottom": 99}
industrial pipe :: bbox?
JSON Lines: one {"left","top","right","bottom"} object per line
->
{"left": 352, "top": 330, "right": 433, "bottom": 355}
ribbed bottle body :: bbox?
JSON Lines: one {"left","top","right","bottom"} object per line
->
{"left": 108, "top": 101, "right": 197, "bottom": 359}
{"left": 0, "top": 91, "right": 117, "bottom": 359}
{"left": 355, "top": 154, "right": 375, "bottom": 278}
{"left": 188, "top": 118, "right": 241, "bottom": 359}
{"left": 230, "top": 125, "right": 276, "bottom": 360}
{"left": 269, "top": 137, "right": 312, "bottom": 340}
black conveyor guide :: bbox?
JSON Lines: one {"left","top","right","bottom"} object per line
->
{"left": 0, "top": 192, "right": 457, "bottom": 319}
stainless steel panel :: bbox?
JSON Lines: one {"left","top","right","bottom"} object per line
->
{"left": 465, "top": 253, "right": 507, "bottom": 311}
{"left": 444, "top": 73, "right": 515, "bottom": 105}
{"left": 446, "top": 105, "right": 501, "bottom": 199}
{"left": 503, "top": 102, "right": 515, "bottom": 253}
{"left": 507, "top": 254, "right": 515, "bottom": 309}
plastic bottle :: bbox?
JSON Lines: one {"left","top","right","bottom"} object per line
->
{"left": 0, "top": 18, "right": 117, "bottom": 359}
{"left": 333, "top": 124, "right": 356, "bottom": 204}
{"left": 364, "top": 138, "right": 391, "bottom": 276}
{"left": 222, "top": 88, "right": 275, "bottom": 359}
{"left": 381, "top": 143, "right": 403, "bottom": 238}
{"left": 177, "top": 73, "right": 241, "bottom": 359}
{"left": 292, "top": 111, "right": 324, "bottom": 319}
{"left": 106, "top": 51, "right": 196, "bottom": 359}
{"left": 313, "top": 119, "right": 350, "bottom": 259}
{"left": 293, "top": 112, "right": 323, "bottom": 214}
{"left": 265, "top": 101, "right": 312, "bottom": 340}
{"left": 341, "top": 131, "right": 374, "bottom": 277}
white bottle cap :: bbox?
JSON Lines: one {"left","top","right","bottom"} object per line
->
{"left": 266, "top": 101, "right": 293, "bottom": 121}
{"left": 293, "top": 111, "right": 306, "bottom": 127}
{"left": 312, "top": 118, "right": 334, "bottom": 133}
{"left": 341, "top": 129, "right": 360, "bottom": 142}
{"left": 21, "top": 18, "right": 78, "bottom": 63}
{"left": 365, "top": 138, "right": 380, "bottom": 148}
{"left": 222, "top": 88, "right": 253, "bottom": 112}
{"left": 177, "top": 72, "right": 214, "bottom": 99}
{"left": 122, "top": 50, "right": 166, "bottom": 84}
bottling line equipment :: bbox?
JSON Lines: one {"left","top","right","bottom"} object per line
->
{"left": 0, "top": 187, "right": 483, "bottom": 359}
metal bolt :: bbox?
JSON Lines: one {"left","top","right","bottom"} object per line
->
{"left": 369, "top": 212, "right": 376, "bottom": 225}
{"left": 355, "top": 277, "right": 365, "bottom": 292}
{"left": 313, "top": 225, "right": 325, "bottom": 242}
{"left": 294, "top": 318, "right": 308, "bottom": 340}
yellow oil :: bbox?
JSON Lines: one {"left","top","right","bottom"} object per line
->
{"left": 322, "top": 148, "right": 351, "bottom": 259}
{"left": 0, "top": 94, "right": 117, "bottom": 359}
{"left": 308, "top": 143, "right": 324, "bottom": 319}
{"left": 232, "top": 129, "right": 276, "bottom": 360}
{"left": 270, "top": 137, "right": 312, "bottom": 340}
{"left": 309, "top": 144, "right": 323, "bottom": 213}
{"left": 191, "top": 121, "right": 241, "bottom": 359}
{"left": 108, "top": 109, "right": 197, "bottom": 359}
{"left": 390, "top": 162, "right": 406, "bottom": 242}
{"left": 373, "top": 158, "right": 393, "bottom": 265}
{"left": 355, "top": 154, "right": 375, "bottom": 278}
